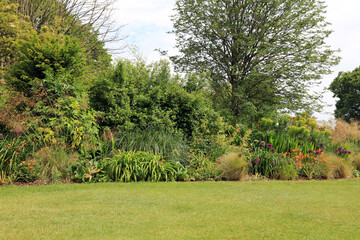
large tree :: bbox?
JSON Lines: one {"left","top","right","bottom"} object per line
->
{"left": 170, "top": 0, "right": 339, "bottom": 119}
{"left": 329, "top": 67, "right": 360, "bottom": 122}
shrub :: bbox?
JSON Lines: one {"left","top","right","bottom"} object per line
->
{"left": 89, "top": 59, "right": 220, "bottom": 138}
{"left": 218, "top": 152, "right": 248, "bottom": 181}
{"left": 105, "top": 150, "right": 179, "bottom": 182}
{"left": 31, "top": 96, "right": 99, "bottom": 149}
{"left": 5, "top": 27, "right": 85, "bottom": 101}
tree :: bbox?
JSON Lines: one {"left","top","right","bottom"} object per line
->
{"left": 170, "top": 0, "right": 339, "bottom": 120}
{"left": 0, "top": 0, "right": 33, "bottom": 73}
{"left": 329, "top": 67, "right": 360, "bottom": 122}
{"left": 9, "top": 0, "right": 126, "bottom": 56}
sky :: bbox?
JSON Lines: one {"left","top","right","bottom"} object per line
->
{"left": 111, "top": 0, "right": 360, "bottom": 121}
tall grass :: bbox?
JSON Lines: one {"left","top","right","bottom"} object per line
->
{"left": 328, "top": 119, "right": 360, "bottom": 145}
{"left": 34, "top": 146, "right": 78, "bottom": 183}
{"left": 114, "top": 127, "right": 189, "bottom": 163}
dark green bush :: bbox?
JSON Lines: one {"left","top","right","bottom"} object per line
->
{"left": 89, "top": 59, "right": 220, "bottom": 139}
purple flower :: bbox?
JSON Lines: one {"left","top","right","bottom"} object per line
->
{"left": 308, "top": 150, "right": 313, "bottom": 154}
{"left": 319, "top": 143, "right": 324, "bottom": 148}
{"left": 14, "top": 129, "right": 22, "bottom": 137}
{"left": 255, "top": 158, "right": 260, "bottom": 164}
{"left": 338, "top": 146, "right": 343, "bottom": 150}
{"left": 349, "top": 151, "right": 352, "bottom": 154}
{"left": 267, "top": 144, "right": 273, "bottom": 148}
{"left": 341, "top": 150, "right": 348, "bottom": 154}
{"left": 334, "top": 149, "right": 339, "bottom": 153}
{"left": 315, "top": 151, "right": 320, "bottom": 156}
{"left": 260, "top": 141, "right": 266, "bottom": 147}
{"left": 270, "top": 148, "right": 276, "bottom": 153}
{"left": 238, "top": 153, "right": 242, "bottom": 158}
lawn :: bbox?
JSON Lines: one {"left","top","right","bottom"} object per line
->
{"left": 0, "top": 179, "right": 359, "bottom": 240}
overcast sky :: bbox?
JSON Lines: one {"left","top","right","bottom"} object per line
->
{"left": 112, "top": 0, "right": 360, "bottom": 121}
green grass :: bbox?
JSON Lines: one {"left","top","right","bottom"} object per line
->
{"left": 0, "top": 180, "right": 359, "bottom": 240}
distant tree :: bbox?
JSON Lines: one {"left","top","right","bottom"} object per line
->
{"left": 170, "top": 0, "right": 339, "bottom": 120}
{"left": 329, "top": 67, "right": 360, "bottom": 122}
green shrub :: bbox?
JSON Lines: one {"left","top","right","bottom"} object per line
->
{"left": 31, "top": 96, "right": 99, "bottom": 149}
{"left": 5, "top": 27, "right": 85, "bottom": 101}
{"left": 89, "top": 59, "right": 220, "bottom": 138}
{"left": 105, "top": 150, "right": 179, "bottom": 182}
{"left": 218, "top": 152, "right": 248, "bottom": 181}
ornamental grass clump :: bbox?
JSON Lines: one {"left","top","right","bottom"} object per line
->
{"left": 330, "top": 119, "right": 360, "bottom": 144}
{"left": 351, "top": 153, "right": 360, "bottom": 170}
{"left": 218, "top": 152, "right": 248, "bottom": 181}
{"left": 326, "top": 154, "right": 353, "bottom": 179}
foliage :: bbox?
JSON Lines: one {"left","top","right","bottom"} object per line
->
{"left": 250, "top": 144, "right": 283, "bottom": 178}
{"left": 331, "top": 145, "right": 352, "bottom": 160}
{"left": 218, "top": 152, "right": 248, "bottom": 180}
{"left": 186, "top": 150, "right": 222, "bottom": 181}
{"left": 0, "top": 135, "right": 29, "bottom": 183}
{"left": 32, "top": 146, "right": 78, "bottom": 183}
{"left": 273, "top": 159, "right": 298, "bottom": 180}
{"left": 170, "top": 0, "right": 339, "bottom": 119}
{"left": 105, "top": 150, "right": 181, "bottom": 182}
{"left": 31, "top": 96, "right": 99, "bottom": 149}
{"left": 9, "top": 0, "right": 124, "bottom": 59}
{"left": 89, "top": 58, "right": 220, "bottom": 138}
{"left": 0, "top": 0, "right": 33, "bottom": 72}
{"left": 5, "top": 27, "right": 85, "bottom": 102}
{"left": 329, "top": 66, "right": 360, "bottom": 121}
{"left": 114, "top": 127, "right": 189, "bottom": 164}
{"left": 251, "top": 113, "right": 331, "bottom": 154}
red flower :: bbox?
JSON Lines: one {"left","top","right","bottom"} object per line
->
{"left": 256, "top": 123, "right": 259, "bottom": 126}
{"left": 294, "top": 119, "right": 297, "bottom": 121}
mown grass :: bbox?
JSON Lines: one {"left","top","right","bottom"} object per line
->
{"left": 0, "top": 179, "right": 359, "bottom": 240}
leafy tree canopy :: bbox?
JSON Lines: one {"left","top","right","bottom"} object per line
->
{"left": 329, "top": 66, "right": 360, "bottom": 122}
{"left": 89, "top": 58, "right": 220, "bottom": 138}
{"left": 170, "top": 0, "right": 339, "bottom": 120}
